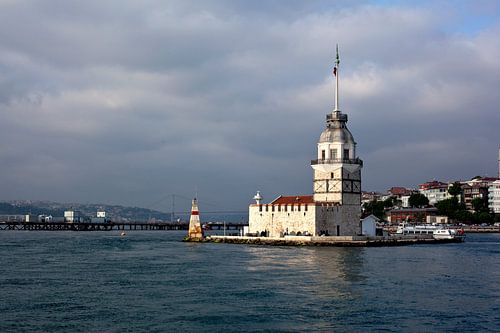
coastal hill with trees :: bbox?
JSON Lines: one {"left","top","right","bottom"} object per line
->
{"left": 0, "top": 201, "right": 171, "bottom": 222}
{"left": 363, "top": 179, "right": 499, "bottom": 224}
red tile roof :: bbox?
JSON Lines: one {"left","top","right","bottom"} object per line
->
{"left": 270, "top": 195, "right": 314, "bottom": 205}
{"left": 388, "top": 187, "right": 411, "bottom": 195}
{"left": 419, "top": 180, "right": 448, "bottom": 190}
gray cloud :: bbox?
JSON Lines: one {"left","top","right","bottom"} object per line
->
{"left": 0, "top": 0, "right": 499, "bottom": 212}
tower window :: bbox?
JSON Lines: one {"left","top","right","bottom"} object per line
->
{"left": 321, "top": 150, "right": 326, "bottom": 160}
{"left": 331, "top": 172, "right": 334, "bottom": 179}
{"left": 344, "top": 149, "right": 349, "bottom": 159}
{"left": 331, "top": 149, "right": 337, "bottom": 159}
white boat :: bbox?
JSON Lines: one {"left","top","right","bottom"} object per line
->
{"left": 432, "top": 229, "right": 455, "bottom": 239}
{"left": 395, "top": 224, "right": 465, "bottom": 241}
{"left": 433, "top": 228, "right": 466, "bottom": 241}
{"left": 395, "top": 224, "right": 438, "bottom": 235}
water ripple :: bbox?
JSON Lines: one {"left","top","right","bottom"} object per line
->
{"left": 0, "top": 231, "right": 498, "bottom": 332}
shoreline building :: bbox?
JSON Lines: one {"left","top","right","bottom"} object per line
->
{"left": 248, "top": 47, "right": 363, "bottom": 237}
{"left": 64, "top": 210, "right": 83, "bottom": 223}
{"left": 489, "top": 180, "right": 500, "bottom": 214}
{"left": 491, "top": 148, "right": 500, "bottom": 213}
{"left": 418, "top": 181, "right": 451, "bottom": 205}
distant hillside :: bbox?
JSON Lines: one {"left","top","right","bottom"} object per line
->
{"left": 0, "top": 200, "right": 248, "bottom": 223}
{"left": 0, "top": 202, "right": 61, "bottom": 216}
{"left": 0, "top": 201, "right": 172, "bottom": 222}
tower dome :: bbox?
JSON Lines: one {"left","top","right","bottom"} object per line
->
{"left": 319, "top": 110, "right": 356, "bottom": 144}
{"left": 319, "top": 127, "right": 355, "bottom": 144}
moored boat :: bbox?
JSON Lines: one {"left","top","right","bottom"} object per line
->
{"left": 395, "top": 224, "right": 438, "bottom": 235}
{"left": 395, "top": 224, "right": 465, "bottom": 241}
{"left": 433, "top": 228, "right": 466, "bottom": 241}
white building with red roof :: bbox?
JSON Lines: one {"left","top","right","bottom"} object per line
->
{"left": 248, "top": 48, "right": 363, "bottom": 237}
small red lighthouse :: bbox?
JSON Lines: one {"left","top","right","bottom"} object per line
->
{"left": 187, "top": 198, "right": 204, "bottom": 240}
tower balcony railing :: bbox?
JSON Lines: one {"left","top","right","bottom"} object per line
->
{"left": 311, "top": 158, "right": 363, "bottom": 166}
{"left": 326, "top": 112, "right": 347, "bottom": 122}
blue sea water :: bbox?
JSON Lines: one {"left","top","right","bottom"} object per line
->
{"left": 0, "top": 231, "right": 499, "bottom": 332}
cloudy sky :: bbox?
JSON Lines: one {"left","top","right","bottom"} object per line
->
{"left": 1, "top": 0, "right": 499, "bottom": 212}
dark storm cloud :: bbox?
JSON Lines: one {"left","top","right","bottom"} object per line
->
{"left": 0, "top": 0, "right": 499, "bottom": 211}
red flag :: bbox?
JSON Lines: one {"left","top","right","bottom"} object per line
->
{"left": 333, "top": 67, "right": 337, "bottom": 76}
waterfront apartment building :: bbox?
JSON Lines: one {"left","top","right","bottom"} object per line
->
{"left": 419, "top": 181, "right": 451, "bottom": 205}
{"left": 488, "top": 180, "right": 500, "bottom": 213}
{"left": 462, "top": 184, "right": 489, "bottom": 211}
{"left": 462, "top": 177, "right": 498, "bottom": 212}
{"left": 388, "top": 187, "right": 416, "bottom": 208}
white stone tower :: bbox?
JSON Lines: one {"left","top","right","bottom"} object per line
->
{"left": 311, "top": 45, "right": 363, "bottom": 206}
{"left": 188, "top": 198, "right": 204, "bottom": 239}
{"left": 248, "top": 46, "right": 363, "bottom": 237}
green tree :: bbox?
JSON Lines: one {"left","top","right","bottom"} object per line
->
{"left": 408, "top": 193, "right": 429, "bottom": 208}
{"left": 474, "top": 211, "right": 493, "bottom": 224}
{"left": 435, "top": 197, "right": 466, "bottom": 221}
{"left": 383, "top": 197, "right": 395, "bottom": 208}
{"left": 436, "top": 197, "right": 459, "bottom": 219}
{"left": 363, "top": 200, "right": 386, "bottom": 220}
{"left": 455, "top": 210, "right": 474, "bottom": 224}
{"left": 471, "top": 197, "right": 488, "bottom": 213}
{"left": 448, "top": 182, "right": 462, "bottom": 198}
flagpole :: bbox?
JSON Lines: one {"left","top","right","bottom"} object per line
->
{"left": 334, "top": 44, "right": 339, "bottom": 111}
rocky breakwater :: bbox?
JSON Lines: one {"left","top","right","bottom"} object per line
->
{"left": 205, "top": 235, "right": 463, "bottom": 247}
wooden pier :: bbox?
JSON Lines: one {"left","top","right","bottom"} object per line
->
{"left": 0, "top": 221, "right": 187, "bottom": 231}
{"left": 462, "top": 226, "right": 500, "bottom": 233}
{"left": 0, "top": 221, "right": 248, "bottom": 232}
{"left": 203, "top": 222, "right": 246, "bottom": 230}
